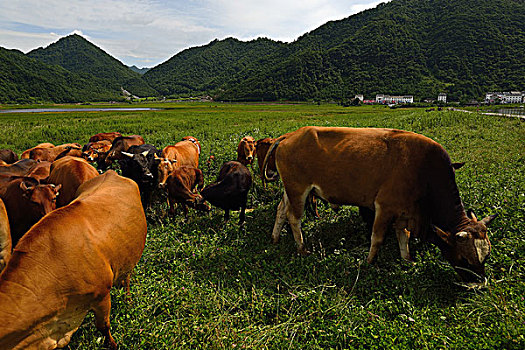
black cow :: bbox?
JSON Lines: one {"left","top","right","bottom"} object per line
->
{"left": 119, "top": 144, "right": 161, "bottom": 208}
{"left": 198, "top": 161, "right": 252, "bottom": 225}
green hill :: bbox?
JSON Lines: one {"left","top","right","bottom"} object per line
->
{"left": 148, "top": 0, "right": 525, "bottom": 102}
{"left": 0, "top": 47, "right": 122, "bottom": 103}
{"left": 143, "top": 37, "right": 287, "bottom": 97}
{"left": 27, "top": 34, "right": 157, "bottom": 97}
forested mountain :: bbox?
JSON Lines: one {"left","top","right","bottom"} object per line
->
{"left": 221, "top": 0, "right": 525, "bottom": 101}
{"left": 143, "top": 37, "right": 287, "bottom": 96}
{"left": 27, "top": 34, "right": 157, "bottom": 97}
{"left": 146, "top": 0, "right": 525, "bottom": 102}
{"left": 129, "top": 65, "right": 150, "bottom": 75}
{"left": 0, "top": 47, "right": 122, "bottom": 103}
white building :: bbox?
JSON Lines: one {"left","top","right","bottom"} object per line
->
{"left": 485, "top": 91, "right": 525, "bottom": 104}
{"left": 438, "top": 93, "right": 447, "bottom": 103}
{"left": 355, "top": 94, "right": 364, "bottom": 102}
{"left": 375, "top": 94, "right": 414, "bottom": 104}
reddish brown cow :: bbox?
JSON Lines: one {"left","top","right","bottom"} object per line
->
{"left": 26, "top": 160, "right": 52, "bottom": 181}
{"left": 0, "top": 198, "right": 11, "bottom": 272}
{"left": 47, "top": 156, "right": 99, "bottom": 207}
{"left": 0, "top": 171, "right": 146, "bottom": 349}
{"left": 0, "top": 177, "right": 60, "bottom": 247}
{"left": 20, "top": 142, "right": 55, "bottom": 159}
{"left": 0, "top": 159, "right": 37, "bottom": 177}
{"left": 264, "top": 126, "right": 496, "bottom": 283}
{"left": 0, "top": 149, "right": 18, "bottom": 164}
{"left": 30, "top": 143, "right": 82, "bottom": 162}
{"left": 165, "top": 166, "right": 210, "bottom": 218}
{"left": 237, "top": 136, "right": 256, "bottom": 166}
{"left": 82, "top": 139, "right": 112, "bottom": 163}
{"left": 88, "top": 131, "right": 122, "bottom": 143}
{"left": 103, "top": 135, "right": 145, "bottom": 168}
{"left": 255, "top": 137, "right": 277, "bottom": 185}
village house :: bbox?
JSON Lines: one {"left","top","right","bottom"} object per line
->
{"left": 375, "top": 94, "right": 414, "bottom": 104}
{"left": 485, "top": 91, "right": 525, "bottom": 104}
{"left": 438, "top": 93, "right": 447, "bottom": 103}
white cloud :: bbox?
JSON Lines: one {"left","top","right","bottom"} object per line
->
{"left": 0, "top": 0, "right": 388, "bottom": 67}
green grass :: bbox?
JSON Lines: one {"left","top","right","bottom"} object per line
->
{"left": 1, "top": 103, "right": 524, "bottom": 349}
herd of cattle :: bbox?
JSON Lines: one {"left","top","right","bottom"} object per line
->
{"left": 0, "top": 126, "right": 496, "bottom": 349}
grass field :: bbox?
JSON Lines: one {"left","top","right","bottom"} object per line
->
{"left": 1, "top": 103, "right": 524, "bottom": 349}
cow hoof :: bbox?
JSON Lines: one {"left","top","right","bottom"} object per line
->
{"left": 271, "top": 236, "right": 280, "bottom": 244}
{"left": 298, "top": 247, "right": 311, "bottom": 256}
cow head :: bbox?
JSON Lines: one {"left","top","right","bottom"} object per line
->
{"left": 122, "top": 151, "right": 155, "bottom": 181}
{"left": 20, "top": 182, "right": 61, "bottom": 217}
{"left": 237, "top": 136, "right": 256, "bottom": 166}
{"left": 155, "top": 155, "right": 177, "bottom": 189}
{"left": 82, "top": 141, "right": 111, "bottom": 162}
{"left": 434, "top": 212, "right": 497, "bottom": 283}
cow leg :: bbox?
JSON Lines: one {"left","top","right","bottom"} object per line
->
{"left": 286, "top": 189, "right": 309, "bottom": 255}
{"left": 93, "top": 294, "right": 117, "bottom": 350}
{"left": 367, "top": 203, "right": 392, "bottom": 264}
{"left": 271, "top": 192, "right": 290, "bottom": 244}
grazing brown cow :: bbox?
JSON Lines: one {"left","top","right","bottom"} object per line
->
{"left": 264, "top": 126, "right": 496, "bottom": 283}
{"left": 88, "top": 131, "right": 122, "bottom": 143}
{"left": 199, "top": 161, "right": 252, "bottom": 225}
{"left": 82, "top": 139, "right": 112, "bottom": 163}
{"left": 0, "top": 177, "right": 60, "bottom": 247}
{"left": 20, "top": 142, "right": 55, "bottom": 159}
{"left": 237, "top": 136, "right": 256, "bottom": 166}
{"left": 0, "top": 149, "right": 18, "bottom": 164}
{"left": 30, "top": 143, "right": 83, "bottom": 162}
{"left": 103, "top": 135, "right": 145, "bottom": 169}
{"left": 165, "top": 165, "right": 210, "bottom": 217}
{"left": 0, "top": 171, "right": 147, "bottom": 349}
{"left": 47, "top": 156, "right": 99, "bottom": 207}
{"left": 0, "top": 198, "right": 11, "bottom": 272}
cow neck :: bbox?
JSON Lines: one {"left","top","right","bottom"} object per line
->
{"left": 427, "top": 157, "right": 469, "bottom": 234}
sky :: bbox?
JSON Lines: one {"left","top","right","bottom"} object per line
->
{"left": 0, "top": 0, "right": 387, "bottom": 68}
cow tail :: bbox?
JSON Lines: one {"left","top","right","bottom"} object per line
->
{"left": 262, "top": 136, "right": 285, "bottom": 182}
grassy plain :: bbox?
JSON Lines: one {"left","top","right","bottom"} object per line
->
{"left": 1, "top": 103, "right": 524, "bottom": 349}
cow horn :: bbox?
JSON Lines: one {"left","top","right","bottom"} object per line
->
{"left": 142, "top": 150, "right": 150, "bottom": 157}
{"left": 154, "top": 154, "right": 161, "bottom": 159}
{"left": 433, "top": 225, "right": 454, "bottom": 246}
{"left": 122, "top": 152, "right": 134, "bottom": 157}
{"left": 455, "top": 231, "right": 469, "bottom": 240}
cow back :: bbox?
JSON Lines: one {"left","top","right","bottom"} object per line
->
{"left": 0, "top": 171, "right": 146, "bottom": 349}
{"left": 162, "top": 138, "right": 200, "bottom": 168}
{"left": 48, "top": 156, "right": 99, "bottom": 207}
{"left": 20, "top": 143, "right": 55, "bottom": 159}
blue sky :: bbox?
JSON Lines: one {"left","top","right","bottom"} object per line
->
{"left": 0, "top": 0, "right": 386, "bottom": 68}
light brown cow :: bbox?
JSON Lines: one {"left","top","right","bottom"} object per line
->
{"left": 82, "top": 139, "right": 112, "bottom": 163}
{"left": 48, "top": 156, "right": 99, "bottom": 207}
{"left": 157, "top": 136, "right": 201, "bottom": 186}
{"left": 1, "top": 177, "right": 61, "bottom": 247}
{"left": 263, "top": 126, "right": 496, "bottom": 283}
{"left": 88, "top": 131, "right": 122, "bottom": 143}
{"left": 20, "top": 142, "right": 55, "bottom": 159}
{"left": 0, "top": 170, "right": 147, "bottom": 349}
{"left": 0, "top": 159, "right": 38, "bottom": 177}
{"left": 29, "top": 143, "right": 83, "bottom": 162}
{"left": 237, "top": 136, "right": 256, "bottom": 166}
{"left": 0, "top": 198, "right": 11, "bottom": 272}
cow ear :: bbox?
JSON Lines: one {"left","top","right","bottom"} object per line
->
{"left": 481, "top": 214, "right": 497, "bottom": 226}
{"left": 433, "top": 226, "right": 454, "bottom": 246}
{"left": 452, "top": 162, "right": 465, "bottom": 170}
{"left": 141, "top": 150, "right": 149, "bottom": 157}
{"left": 122, "top": 152, "right": 133, "bottom": 157}
{"left": 20, "top": 181, "right": 33, "bottom": 192}
{"left": 154, "top": 154, "right": 160, "bottom": 159}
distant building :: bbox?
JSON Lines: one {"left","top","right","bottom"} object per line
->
{"left": 355, "top": 94, "right": 364, "bottom": 102}
{"left": 485, "top": 91, "right": 525, "bottom": 104}
{"left": 376, "top": 94, "right": 414, "bottom": 104}
{"left": 438, "top": 93, "right": 447, "bottom": 103}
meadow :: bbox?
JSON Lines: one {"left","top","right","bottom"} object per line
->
{"left": 1, "top": 103, "right": 524, "bottom": 349}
